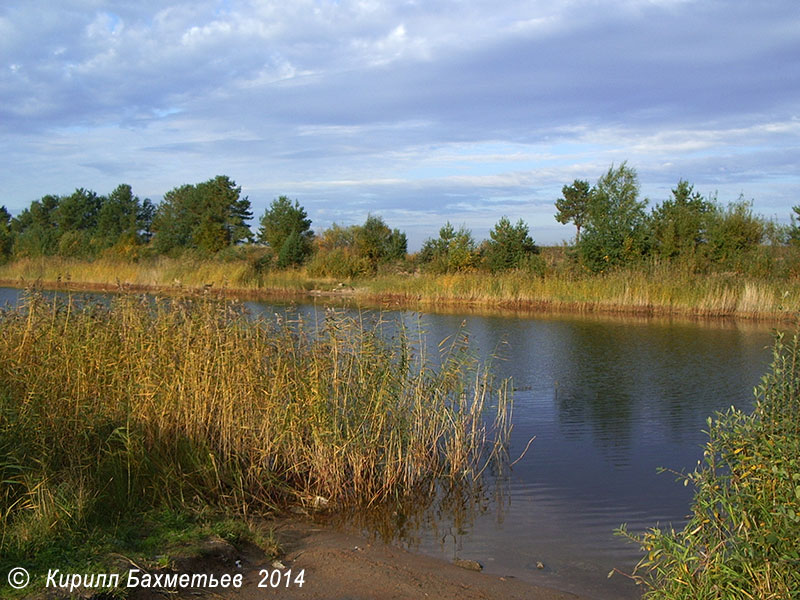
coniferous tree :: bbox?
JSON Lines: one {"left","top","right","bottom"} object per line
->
{"left": 483, "top": 216, "right": 539, "bottom": 272}
{"left": 258, "top": 196, "right": 313, "bottom": 266}
{"left": 555, "top": 179, "right": 592, "bottom": 242}
{"left": 151, "top": 176, "right": 251, "bottom": 255}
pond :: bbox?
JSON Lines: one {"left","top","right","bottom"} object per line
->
{"left": 241, "top": 300, "right": 775, "bottom": 598}
{"left": 0, "top": 288, "right": 776, "bottom": 599}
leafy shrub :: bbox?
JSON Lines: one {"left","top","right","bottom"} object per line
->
{"left": 306, "top": 247, "right": 370, "bottom": 279}
{"left": 418, "top": 222, "right": 479, "bottom": 273}
{"left": 619, "top": 329, "right": 800, "bottom": 599}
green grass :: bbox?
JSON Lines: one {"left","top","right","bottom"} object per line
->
{"left": 617, "top": 329, "right": 800, "bottom": 599}
{"left": 0, "top": 506, "right": 278, "bottom": 599}
{"left": 0, "top": 291, "right": 511, "bottom": 597}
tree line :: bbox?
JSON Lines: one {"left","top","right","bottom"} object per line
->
{"left": 555, "top": 162, "right": 795, "bottom": 275}
{"left": 2, "top": 165, "right": 797, "bottom": 278}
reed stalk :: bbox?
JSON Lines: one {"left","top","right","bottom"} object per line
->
{"left": 0, "top": 292, "right": 511, "bottom": 562}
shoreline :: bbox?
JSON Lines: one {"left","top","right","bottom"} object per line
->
{"left": 0, "top": 274, "right": 794, "bottom": 325}
{"left": 129, "top": 516, "right": 591, "bottom": 600}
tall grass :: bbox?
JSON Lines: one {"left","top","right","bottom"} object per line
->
{"left": 2, "top": 255, "right": 799, "bottom": 318}
{"left": 0, "top": 256, "right": 316, "bottom": 294}
{"left": 618, "top": 329, "right": 800, "bottom": 599}
{"left": 0, "top": 292, "right": 511, "bottom": 562}
{"left": 365, "top": 268, "right": 800, "bottom": 318}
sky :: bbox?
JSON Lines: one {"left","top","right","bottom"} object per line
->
{"left": 1, "top": 0, "right": 799, "bottom": 249}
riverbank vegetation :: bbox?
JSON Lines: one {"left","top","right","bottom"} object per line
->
{"left": 0, "top": 292, "right": 510, "bottom": 591}
{"left": 2, "top": 164, "right": 800, "bottom": 318}
{"left": 619, "top": 329, "right": 800, "bottom": 598}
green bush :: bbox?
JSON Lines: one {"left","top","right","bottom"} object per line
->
{"left": 482, "top": 216, "right": 538, "bottom": 272}
{"left": 418, "top": 222, "right": 479, "bottom": 273}
{"left": 306, "top": 247, "right": 370, "bottom": 279}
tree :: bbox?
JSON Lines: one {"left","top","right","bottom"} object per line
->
{"left": 0, "top": 206, "right": 13, "bottom": 262}
{"left": 705, "top": 198, "right": 764, "bottom": 264}
{"left": 483, "top": 216, "right": 539, "bottom": 272}
{"left": 419, "top": 222, "right": 478, "bottom": 273}
{"left": 354, "top": 215, "right": 407, "bottom": 268}
{"left": 95, "top": 184, "right": 154, "bottom": 250}
{"left": 578, "top": 162, "right": 648, "bottom": 271}
{"left": 151, "top": 175, "right": 252, "bottom": 255}
{"left": 258, "top": 196, "right": 313, "bottom": 266}
{"left": 555, "top": 179, "right": 592, "bottom": 242}
{"left": 789, "top": 205, "right": 800, "bottom": 247}
{"left": 11, "top": 195, "right": 60, "bottom": 257}
{"left": 649, "top": 179, "right": 713, "bottom": 260}
{"left": 54, "top": 188, "right": 101, "bottom": 234}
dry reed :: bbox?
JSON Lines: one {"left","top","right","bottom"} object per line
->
{"left": 0, "top": 292, "right": 511, "bottom": 558}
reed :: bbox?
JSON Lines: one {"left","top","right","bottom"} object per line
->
{"left": 364, "top": 268, "right": 800, "bottom": 318}
{"left": 2, "top": 256, "right": 799, "bottom": 318}
{"left": 0, "top": 292, "right": 511, "bottom": 563}
{"left": 618, "top": 329, "right": 800, "bottom": 599}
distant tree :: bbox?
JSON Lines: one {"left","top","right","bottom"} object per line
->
{"left": 258, "top": 196, "right": 313, "bottom": 266}
{"left": 419, "top": 222, "right": 478, "bottom": 273}
{"left": 95, "top": 184, "right": 154, "bottom": 250}
{"left": 151, "top": 175, "right": 252, "bottom": 255}
{"left": 555, "top": 179, "right": 592, "bottom": 242}
{"left": 0, "top": 206, "right": 13, "bottom": 261}
{"left": 483, "top": 216, "right": 539, "bottom": 272}
{"left": 354, "top": 215, "right": 407, "bottom": 267}
{"left": 277, "top": 230, "right": 307, "bottom": 268}
{"left": 315, "top": 223, "right": 358, "bottom": 252}
{"left": 649, "top": 180, "right": 713, "bottom": 260}
{"left": 705, "top": 198, "right": 764, "bottom": 264}
{"left": 54, "top": 188, "right": 101, "bottom": 235}
{"left": 151, "top": 184, "right": 196, "bottom": 253}
{"left": 578, "top": 162, "right": 648, "bottom": 271}
{"left": 789, "top": 205, "right": 800, "bottom": 247}
{"left": 11, "top": 195, "right": 60, "bottom": 257}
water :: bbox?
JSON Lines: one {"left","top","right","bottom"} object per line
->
{"left": 245, "top": 303, "right": 774, "bottom": 599}
{"left": 405, "top": 312, "right": 773, "bottom": 598}
{"left": 0, "top": 288, "right": 776, "bottom": 599}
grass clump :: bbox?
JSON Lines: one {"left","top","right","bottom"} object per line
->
{"left": 0, "top": 292, "right": 510, "bottom": 578}
{"left": 619, "top": 329, "right": 800, "bottom": 599}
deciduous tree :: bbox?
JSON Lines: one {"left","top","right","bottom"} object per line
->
{"left": 578, "top": 162, "right": 648, "bottom": 271}
{"left": 555, "top": 179, "right": 592, "bottom": 242}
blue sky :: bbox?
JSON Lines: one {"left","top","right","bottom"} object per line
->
{"left": 1, "top": 0, "right": 798, "bottom": 248}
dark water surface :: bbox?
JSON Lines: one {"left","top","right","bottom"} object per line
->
{"left": 0, "top": 288, "right": 776, "bottom": 599}
{"left": 401, "top": 311, "right": 774, "bottom": 598}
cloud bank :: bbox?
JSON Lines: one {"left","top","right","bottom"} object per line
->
{"left": 2, "top": 0, "right": 798, "bottom": 246}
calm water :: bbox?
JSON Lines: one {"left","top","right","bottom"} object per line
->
{"left": 250, "top": 303, "right": 774, "bottom": 599}
{"left": 400, "top": 311, "right": 773, "bottom": 598}
{"left": 0, "top": 288, "right": 776, "bottom": 599}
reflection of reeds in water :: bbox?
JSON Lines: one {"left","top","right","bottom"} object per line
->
{"left": 0, "top": 292, "right": 512, "bottom": 558}
{"left": 320, "top": 474, "right": 511, "bottom": 561}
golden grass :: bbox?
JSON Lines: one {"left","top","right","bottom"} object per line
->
{"left": 1, "top": 256, "right": 798, "bottom": 319}
{"left": 0, "top": 292, "right": 511, "bottom": 557}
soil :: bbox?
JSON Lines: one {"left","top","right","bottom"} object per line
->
{"left": 131, "top": 517, "right": 581, "bottom": 600}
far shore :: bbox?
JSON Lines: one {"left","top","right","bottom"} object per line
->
{"left": 0, "top": 258, "right": 798, "bottom": 323}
